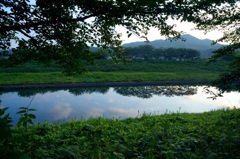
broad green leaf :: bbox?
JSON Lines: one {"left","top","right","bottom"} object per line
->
{"left": 0, "top": 107, "right": 8, "bottom": 116}
{"left": 17, "top": 110, "right": 27, "bottom": 114}
{"left": 28, "top": 108, "right": 36, "bottom": 111}
{"left": 27, "top": 114, "right": 36, "bottom": 119}
{"left": 19, "top": 107, "right": 27, "bottom": 109}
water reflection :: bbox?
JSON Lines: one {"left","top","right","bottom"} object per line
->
{"left": 48, "top": 102, "right": 72, "bottom": 121}
{"left": 0, "top": 88, "right": 63, "bottom": 97}
{"left": 114, "top": 85, "right": 197, "bottom": 98}
{"left": 0, "top": 85, "right": 239, "bottom": 125}
{"left": 68, "top": 87, "right": 109, "bottom": 96}
{"left": 0, "top": 85, "right": 197, "bottom": 98}
{"left": 0, "top": 87, "right": 110, "bottom": 98}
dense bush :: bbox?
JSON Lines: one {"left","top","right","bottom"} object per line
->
{"left": 122, "top": 45, "right": 200, "bottom": 60}
{"left": 1, "top": 107, "right": 240, "bottom": 159}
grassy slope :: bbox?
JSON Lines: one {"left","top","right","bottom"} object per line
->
{"left": 16, "top": 108, "right": 240, "bottom": 159}
{"left": 0, "top": 72, "right": 219, "bottom": 85}
{"left": 0, "top": 59, "right": 226, "bottom": 85}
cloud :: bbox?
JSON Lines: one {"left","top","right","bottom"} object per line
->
{"left": 48, "top": 102, "right": 72, "bottom": 121}
{"left": 87, "top": 108, "right": 105, "bottom": 118}
{"left": 108, "top": 107, "right": 137, "bottom": 118}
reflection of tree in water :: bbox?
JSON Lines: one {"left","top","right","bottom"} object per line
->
{"left": 0, "top": 88, "right": 64, "bottom": 97}
{"left": 68, "top": 87, "right": 109, "bottom": 96}
{"left": 114, "top": 85, "right": 198, "bottom": 98}
{"left": 1, "top": 85, "right": 196, "bottom": 98}
{"left": 0, "top": 87, "right": 110, "bottom": 97}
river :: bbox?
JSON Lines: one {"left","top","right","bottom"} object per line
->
{"left": 0, "top": 85, "right": 239, "bottom": 125}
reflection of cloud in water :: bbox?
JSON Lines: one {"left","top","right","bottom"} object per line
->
{"left": 86, "top": 108, "right": 104, "bottom": 118}
{"left": 184, "top": 91, "right": 240, "bottom": 109}
{"left": 108, "top": 107, "right": 137, "bottom": 118}
{"left": 48, "top": 103, "right": 72, "bottom": 121}
{"left": 108, "top": 98, "right": 114, "bottom": 103}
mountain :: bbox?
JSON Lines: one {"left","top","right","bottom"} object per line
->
{"left": 123, "top": 34, "right": 225, "bottom": 58}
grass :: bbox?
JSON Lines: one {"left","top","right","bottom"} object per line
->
{"left": 87, "top": 59, "right": 228, "bottom": 73}
{"left": 0, "top": 59, "right": 227, "bottom": 85}
{"left": 7, "top": 108, "right": 240, "bottom": 159}
{"left": 0, "top": 71, "right": 220, "bottom": 85}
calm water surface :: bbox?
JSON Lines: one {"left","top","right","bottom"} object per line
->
{"left": 0, "top": 85, "right": 239, "bottom": 125}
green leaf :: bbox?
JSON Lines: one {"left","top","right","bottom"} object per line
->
{"left": 17, "top": 118, "right": 25, "bottom": 127}
{"left": 19, "top": 107, "right": 27, "bottom": 110}
{"left": 28, "top": 108, "right": 36, "bottom": 111}
{"left": 17, "top": 110, "right": 27, "bottom": 114}
{"left": 127, "top": 33, "right": 132, "bottom": 38}
{"left": 0, "top": 107, "right": 8, "bottom": 116}
{"left": 27, "top": 114, "right": 36, "bottom": 119}
{"left": 27, "top": 120, "right": 34, "bottom": 125}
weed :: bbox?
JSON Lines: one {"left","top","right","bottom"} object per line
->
{"left": 16, "top": 96, "right": 36, "bottom": 128}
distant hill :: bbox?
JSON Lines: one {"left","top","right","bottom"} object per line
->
{"left": 123, "top": 34, "right": 225, "bottom": 58}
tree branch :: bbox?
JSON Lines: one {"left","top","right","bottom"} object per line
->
{"left": 0, "top": 4, "right": 169, "bottom": 33}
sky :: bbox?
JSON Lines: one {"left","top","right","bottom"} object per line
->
{"left": 116, "top": 19, "right": 224, "bottom": 44}
{"left": 10, "top": 20, "right": 224, "bottom": 49}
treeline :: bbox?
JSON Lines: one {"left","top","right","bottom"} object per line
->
{"left": 122, "top": 45, "right": 200, "bottom": 60}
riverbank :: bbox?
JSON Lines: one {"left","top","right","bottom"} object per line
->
{"left": 0, "top": 71, "right": 218, "bottom": 90}
{"left": 0, "top": 59, "right": 226, "bottom": 89}
{"left": 0, "top": 80, "right": 211, "bottom": 90}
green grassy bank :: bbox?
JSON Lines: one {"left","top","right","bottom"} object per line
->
{"left": 0, "top": 59, "right": 226, "bottom": 85}
{"left": 2, "top": 108, "right": 240, "bottom": 159}
{"left": 0, "top": 71, "right": 219, "bottom": 85}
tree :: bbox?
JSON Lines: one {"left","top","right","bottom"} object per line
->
{"left": 0, "top": 0, "right": 239, "bottom": 90}
{"left": 135, "top": 45, "right": 155, "bottom": 60}
{"left": 123, "top": 46, "right": 200, "bottom": 60}
{"left": 188, "top": 1, "right": 240, "bottom": 92}
{"left": 0, "top": 0, "right": 183, "bottom": 74}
